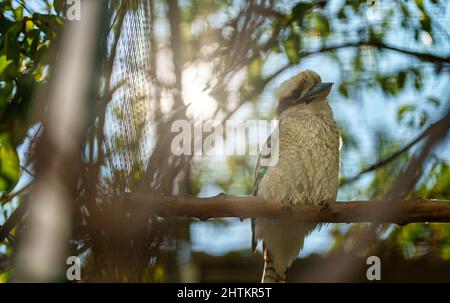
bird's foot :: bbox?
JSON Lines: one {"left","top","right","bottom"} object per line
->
{"left": 281, "top": 197, "right": 294, "bottom": 216}
{"left": 319, "top": 199, "right": 333, "bottom": 212}
{"left": 281, "top": 205, "right": 293, "bottom": 216}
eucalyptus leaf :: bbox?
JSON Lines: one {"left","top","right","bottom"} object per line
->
{"left": 0, "top": 134, "right": 20, "bottom": 193}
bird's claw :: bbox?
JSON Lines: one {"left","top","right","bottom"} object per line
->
{"left": 281, "top": 197, "right": 294, "bottom": 216}
{"left": 319, "top": 200, "right": 331, "bottom": 212}
{"left": 281, "top": 205, "right": 293, "bottom": 216}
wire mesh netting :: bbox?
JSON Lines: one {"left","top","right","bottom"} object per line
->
{"left": 105, "top": 1, "right": 153, "bottom": 192}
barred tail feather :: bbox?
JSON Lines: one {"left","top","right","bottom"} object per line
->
{"left": 262, "top": 244, "right": 287, "bottom": 283}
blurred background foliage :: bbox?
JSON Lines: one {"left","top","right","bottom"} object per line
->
{"left": 0, "top": 0, "right": 449, "bottom": 282}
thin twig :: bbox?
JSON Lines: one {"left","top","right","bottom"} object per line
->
{"left": 341, "top": 123, "right": 435, "bottom": 185}
{"left": 0, "top": 201, "right": 28, "bottom": 244}
{"left": 0, "top": 182, "right": 32, "bottom": 205}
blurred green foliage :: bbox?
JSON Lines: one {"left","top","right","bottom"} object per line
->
{"left": 0, "top": 0, "right": 62, "bottom": 196}
{"left": 0, "top": 0, "right": 449, "bottom": 281}
{"left": 0, "top": 133, "right": 19, "bottom": 193}
{"left": 0, "top": 0, "right": 62, "bottom": 146}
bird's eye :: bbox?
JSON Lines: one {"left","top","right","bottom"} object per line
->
{"left": 287, "top": 87, "right": 303, "bottom": 103}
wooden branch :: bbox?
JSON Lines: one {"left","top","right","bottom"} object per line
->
{"left": 124, "top": 193, "right": 450, "bottom": 226}
{"left": 0, "top": 201, "right": 28, "bottom": 244}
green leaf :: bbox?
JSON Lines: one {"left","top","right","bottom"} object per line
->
{"left": 0, "top": 82, "right": 13, "bottom": 114}
{"left": 13, "top": 5, "right": 23, "bottom": 21}
{"left": 248, "top": 57, "right": 262, "bottom": 80}
{"left": 426, "top": 96, "right": 440, "bottom": 107}
{"left": 413, "top": 70, "right": 422, "bottom": 90}
{"left": 397, "top": 104, "right": 416, "bottom": 121}
{"left": 0, "top": 54, "right": 14, "bottom": 80}
{"left": 291, "top": 2, "right": 313, "bottom": 27}
{"left": 397, "top": 71, "right": 407, "bottom": 90}
{"left": 0, "top": 17, "right": 15, "bottom": 34}
{"left": 54, "top": 0, "right": 66, "bottom": 16}
{"left": 338, "top": 83, "right": 349, "bottom": 98}
{"left": 337, "top": 7, "right": 346, "bottom": 19}
{"left": 283, "top": 32, "right": 301, "bottom": 64}
{"left": 1, "top": 23, "right": 22, "bottom": 79}
{"left": 420, "top": 111, "right": 428, "bottom": 127}
{"left": 420, "top": 15, "right": 431, "bottom": 33}
{"left": 35, "top": 44, "right": 48, "bottom": 62}
{"left": 312, "top": 13, "right": 330, "bottom": 37}
{"left": 0, "top": 134, "right": 20, "bottom": 193}
{"left": 25, "top": 20, "right": 34, "bottom": 33}
{"left": 34, "top": 14, "right": 63, "bottom": 39}
{"left": 25, "top": 29, "right": 41, "bottom": 59}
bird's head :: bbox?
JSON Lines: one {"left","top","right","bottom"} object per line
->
{"left": 275, "top": 70, "right": 333, "bottom": 117}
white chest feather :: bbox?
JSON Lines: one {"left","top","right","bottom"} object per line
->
{"left": 258, "top": 111, "right": 340, "bottom": 205}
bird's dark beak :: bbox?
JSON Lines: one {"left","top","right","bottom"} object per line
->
{"left": 299, "top": 82, "right": 333, "bottom": 104}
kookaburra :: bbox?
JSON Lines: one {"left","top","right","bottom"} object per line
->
{"left": 252, "top": 70, "right": 340, "bottom": 283}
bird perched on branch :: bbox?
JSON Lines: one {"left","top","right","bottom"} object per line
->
{"left": 252, "top": 70, "right": 340, "bottom": 282}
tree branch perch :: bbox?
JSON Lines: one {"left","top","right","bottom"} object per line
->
{"left": 124, "top": 193, "right": 450, "bottom": 226}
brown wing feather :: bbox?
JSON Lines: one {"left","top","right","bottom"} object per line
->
{"left": 251, "top": 134, "right": 272, "bottom": 252}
